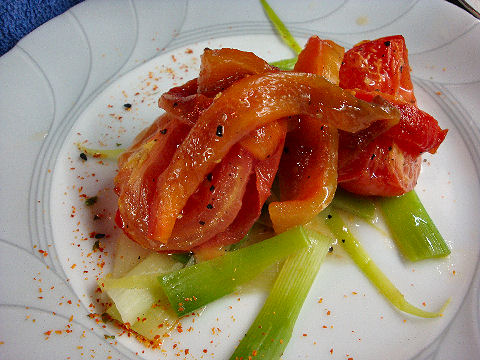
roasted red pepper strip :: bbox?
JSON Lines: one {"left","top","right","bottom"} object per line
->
{"left": 150, "top": 71, "right": 400, "bottom": 243}
{"left": 160, "top": 49, "right": 286, "bottom": 161}
{"left": 199, "top": 48, "right": 287, "bottom": 161}
{"left": 198, "top": 48, "right": 278, "bottom": 96}
{"left": 159, "top": 78, "right": 213, "bottom": 126}
{"left": 269, "top": 36, "right": 342, "bottom": 233}
{"left": 293, "top": 35, "right": 345, "bottom": 84}
{"left": 269, "top": 119, "right": 338, "bottom": 233}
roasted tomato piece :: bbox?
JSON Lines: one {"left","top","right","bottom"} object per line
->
{"left": 339, "top": 35, "right": 416, "bottom": 104}
{"left": 194, "top": 140, "right": 283, "bottom": 258}
{"left": 161, "top": 144, "right": 254, "bottom": 251}
{"left": 338, "top": 137, "right": 421, "bottom": 196}
{"left": 149, "top": 72, "right": 399, "bottom": 243}
{"left": 342, "top": 90, "right": 448, "bottom": 156}
{"left": 338, "top": 90, "right": 447, "bottom": 196}
{"left": 114, "top": 114, "right": 192, "bottom": 250}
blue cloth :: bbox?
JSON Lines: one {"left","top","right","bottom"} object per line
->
{"left": 0, "top": 0, "right": 84, "bottom": 56}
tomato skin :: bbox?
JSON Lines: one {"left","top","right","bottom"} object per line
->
{"left": 339, "top": 35, "right": 416, "bottom": 104}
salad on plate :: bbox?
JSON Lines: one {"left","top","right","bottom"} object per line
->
{"left": 85, "top": 2, "right": 452, "bottom": 359}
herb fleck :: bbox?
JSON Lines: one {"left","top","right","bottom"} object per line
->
{"left": 80, "top": 152, "right": 87, "bottom": 161}
{"left": 85, "top": 196, "right": 98, "bottom": 206}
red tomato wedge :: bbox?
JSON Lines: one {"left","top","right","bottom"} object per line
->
{"left": 268, "top": 36, "right": 343, "bottom": 233}
{"left": 149, "top": 72, "right": 400, "bottom": 243}
{"left": 114, "top": 114, "right": 191, "bottom": 250}
{"left": 339, "top": 35, "right": 416, "bottom": 104}
{"left": 338, "top": 93, "right": 448, "bottom": 196}
{"left": 338, "top": 35, "right": 448, "bottom": 196}
{"left": 162, "top": 144, "right": 254, "bottom": 251}
{"left": 194, "top": 140, "right": 284, "bottom": 259}
{"left": 338, "top": 137, "right": 422, "bottom": 196}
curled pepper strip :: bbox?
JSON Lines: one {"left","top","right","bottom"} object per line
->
{"left": 268, "top": 36, "right": 343, "bottom": 233}
{"left": 149, "top": 71, "right": 400, "bottom": 243}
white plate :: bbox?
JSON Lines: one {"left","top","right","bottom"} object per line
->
{"left": 1, "top": 1, "right": 479, "bottom": 359}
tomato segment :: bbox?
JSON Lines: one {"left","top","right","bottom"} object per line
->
{"left": 338, "top": 36, "right": 447, "bottom": 196}
{"left": 164, "top": 145, "right": 254, "bottom": 251}
{"left": 194, "top": 140, "right": 284, "bottom": 258}
{"left": 339, "top": 138, "right": 422, "bottom": 196}
{"left": 114, "top": 114, "right": 191, "bottom": 250}
{"left": 339, "top": 35, "right": 416, "bottom": 104}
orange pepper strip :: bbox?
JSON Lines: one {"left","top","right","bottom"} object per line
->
{"left": 269, "top": 119, "right": 338, "bottom": 233}
{"left": 269, "top": 36, "right": 343, "bottom": 233}
{"left": 198, "top": 48, "right": 286, "bottom": 161}
{"left": 149, "top": 71, "right": 400, "bottom": 243}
